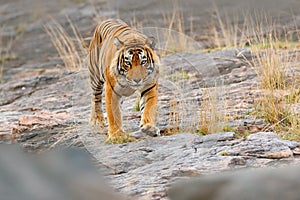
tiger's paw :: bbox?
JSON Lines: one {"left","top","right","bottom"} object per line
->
{"left": 89, "top": 114, "right": 105, "bottom": 127}
{"left": 140, "top": 124, "right": 160, "bottom": 137}
{"left": 108, "top": 129, "right": 126, "bottom": 140}
{"left": 106, "top": 129, "right": 136, "bottom": 144}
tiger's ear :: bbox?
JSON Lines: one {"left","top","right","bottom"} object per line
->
{"left": 114, "top": 37, "right": 124, "bottom": 50}
{"left": 146, "top": 36, "right": 156, "bottom": 49}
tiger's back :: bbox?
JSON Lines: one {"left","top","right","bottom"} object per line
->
{"left": 89, "top": 19, "right": 148, "bottom": 81}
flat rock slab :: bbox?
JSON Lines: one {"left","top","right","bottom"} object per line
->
{"left": 83, "top": 132, "right": 300, "bottom": 199}
{"left": 169, "top": 164, "right": 300, "bottom": 200}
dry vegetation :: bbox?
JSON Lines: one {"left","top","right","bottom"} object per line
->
{"left": 133, "top": 4, "right": 199, "bottom": 56}
{"left": 198, "top": 85, "right": 230, "bottom": 135}
{"left": 45, "top": 17, "right": 87, "bottom": 71}
{"left": 227, "top": 12, "right": 299, "bottom": 140}
{"left": 0, "top": 28, "right": 17, "bottom": 83}
{"left": 162, "top": 7, "right": 188, "bottom": 54}
{"left": 207, "top": 4, "right": 248, "bottom": 49}
{"left": 161, "top": 5, "right": 300, "bottom": 139}
{"left": 106, "top": 135, "right": 136, "bottom": 144}
{"left": 166, "top": 98, "right": 180, "bottom": 135}
{"left": 249, "top": 34, "right": 300, "bottom": 140}
{"left": 0, "top": 33, "right": 3, "bottom": 83}
{"left": 207, "top": 8, "right": 300, "bottom": 139}
{"left": 132, "top": 5, "right": 300, "bottom": 139}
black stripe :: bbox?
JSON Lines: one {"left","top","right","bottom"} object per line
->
{"left": 117, "top": 56, "right": 122, "bottom": 74}
{"left": 118, "top": 27, "right": 131, "bottom": 37}
{"left": 141, "top": 84, "right": 156, "bottom": 97}
{"left": 93, "top": 91, "right": 102, "bottom": 96}
{"left": 140, "top": 105, "right": 145, "bottom": 111}
{"left": 91, "top": 76, "right": 104, "bottom": 88}
{"left": 101, "top": 22, "right": 114, "bottom": 38}
{"left": 108, "top": 80, "right": 122, "bottom": 98}
{"left": 90, "top": 72, "right": 104, "bottom": 87}
{"left": 100, "top": 71, "right": 106, "bottom": 82}
{"left": 117, "top": 79, "right": 126, "bottom": 88}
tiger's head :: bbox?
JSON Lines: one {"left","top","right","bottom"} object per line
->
{"left": 111, "top": 36, "right": 159, "bottom": 88}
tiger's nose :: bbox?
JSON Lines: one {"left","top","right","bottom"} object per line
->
{"left": 133, "top": 78, "right": 142, "bottom": 84}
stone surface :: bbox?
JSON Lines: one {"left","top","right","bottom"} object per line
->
{"left": 82, "top": 132, "right": 300, "bottom": 199}
{"left": 1, "top": 0, "right": 300, "bottom": 200}
{"left": 1, "top": 48, "right": 260, "bottom": 149}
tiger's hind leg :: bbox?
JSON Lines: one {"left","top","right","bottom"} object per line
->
{"left": 139, "top": 84, "right": 160, "bottom": 137}
{"left": 90, "top": 76, "right": 105, "bottom": 128}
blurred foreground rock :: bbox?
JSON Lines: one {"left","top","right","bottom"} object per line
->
{"left": 0, "top": 145, "right": 128, "bottom": 200}
{"left": 169, "top": 164, "right": 300, "bottom": 200}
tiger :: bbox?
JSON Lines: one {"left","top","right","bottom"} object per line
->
{"left": 88, "top": 19, "right": 160, "bottom": 140}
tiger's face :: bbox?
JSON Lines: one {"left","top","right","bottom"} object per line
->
{"left": 119, "top": 48, "right": 155, "bottom": 87}
{"left": 112, "top": 36, "right": 158, "bottom": 89}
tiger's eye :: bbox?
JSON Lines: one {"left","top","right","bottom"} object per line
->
{"left": 141, "top": 60, "right": 147, "bottom": 65}
{"left": 125, "top": 61, "right": 131, "bottom": 66}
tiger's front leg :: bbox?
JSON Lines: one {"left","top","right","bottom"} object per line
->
{"left": 105, "top": 82, "right": 125, "bottom": 140}
{"left": 139, "top": 84, "right": 160, "bottom": 136}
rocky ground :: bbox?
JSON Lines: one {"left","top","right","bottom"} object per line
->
{"left": 1, "top": 0, "right": 300, "bottom": 199}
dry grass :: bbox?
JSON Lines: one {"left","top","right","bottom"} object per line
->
{"left": 201, "top": 7, "right": 300, "bottom": 139}
{"left": 0, "top": 28, "right": 17, "bottom": 83}
{"left": 166, "top": 98, "right": 180, "bottom": 135}
{"left": 205, "top": 4, "right": 248, "bottom": 50}
{"left": 161, "top": 7, "right": 201, "bottom": 55}
{"left": 245, "top": 16, "right": 300, "bottom": 140}
{"left": 106, "top": 135, "right": 136, "bottom": 144}
{"left": 130, "top": 14, "right": 143, "bottom": 30}
{"left": 144, "top": 8, "right": 300, "bottom": 139}
{"left": 0, "top": 31, "right": 3, "bottom": 83}
{"left": 198, "top": 85, "right": 230, "bottom": 135}
{"left": 250, "top": 38, "right": 288, "bottom": 90}
{"left": 163, "top": 8, "right": 186, "bottom": 53}
{"left": 45, "top": 17, "right": 87, "bottom": 71}
{"left": 130, "top": 2, "right": 199, "bottom": 56}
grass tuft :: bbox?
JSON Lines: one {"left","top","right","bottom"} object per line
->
{"left": 208, "top": 7, "right": 300, "bottom": 140}
{"left": 245, "top": 15, "right": 300, "bottom": 140}
{"left": 106, "top": 135, "right": 136, "bottom": 144}
{"left": 44, "top": 17, "right": 87, "bottom": 71}
{"left": 198, "top": 85, "right": 229, "bottom": 135}
{"left": 167, "top": 99, "right": 180, "bottom": 135}
{"left": 134, "top": 96, "right": 140, "bottom": 112}
{"left": 0, "top": 33, "right": 3, "bottom": 83}
{"left": 206, "top": 3, "right": 248, "bottom": 49}
{"left": 0, "top": 27, "right": 17, "bottom": 83}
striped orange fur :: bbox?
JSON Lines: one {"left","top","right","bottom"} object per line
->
{"left": 88, "top": 19, "right": 160, "bottom": 139}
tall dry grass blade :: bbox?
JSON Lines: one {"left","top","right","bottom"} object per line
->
{"left": 198, "top": 84, "right": 228, "bottom": 135}
{"left": 45, "top": 17, "right": 86, "bottom": 71}
{"left": 208, "top": 3, "right": 249, "bottom": 49}
{"left": 0, "top": 31, "right": 2, "bottom": 82}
